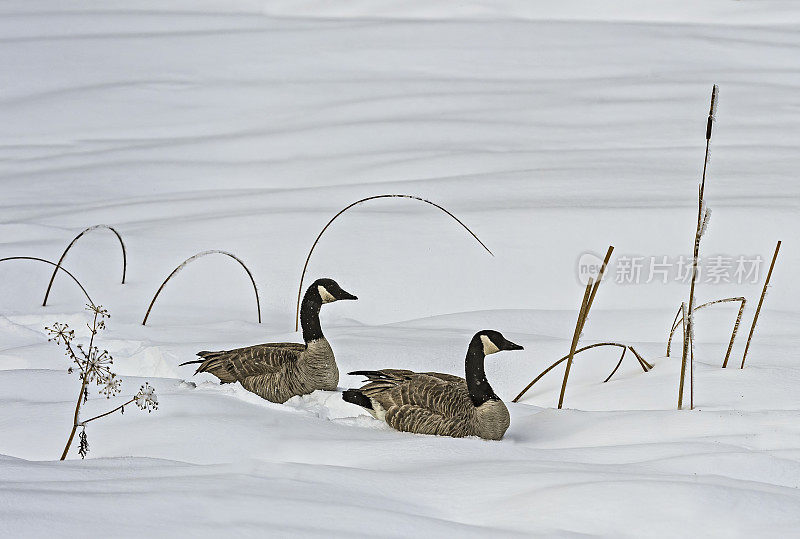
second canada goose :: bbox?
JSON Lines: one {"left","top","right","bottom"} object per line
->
{"left": 180, "top": 278, "right": 357, "bottom": 403}
{"left": 342, "top": 330, "right": 523, "bottom": 440}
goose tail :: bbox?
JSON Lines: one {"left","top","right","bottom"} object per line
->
{"left": 342, "top": 388, "right": 373, "bottom": 410}
{"left": 180, "top": 350, "right": 236, "bottom": 383}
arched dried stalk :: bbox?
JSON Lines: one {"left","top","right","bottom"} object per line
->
{"left": 666, "top": 296, "right": 746, "bottom": 368}
{"left": 603, "top": 347, "right": 627, "bottom": 383}
{"left": 142, "top": 250, "right": 261, "bottom": 326}
{"left": 43, "top": 225, "right": 127, "bottom": 306}
{"left": 0, "top": 256, "right": 95, "bottom": 307}
{"left": 512, "top": 341, "right": 648, "bottom": 403}
{"left": 295, "top": 194, "right": 494, "bottom": 330}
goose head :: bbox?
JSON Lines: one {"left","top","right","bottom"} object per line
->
{"left": 476, "top": 330, "right": 524, "bottom": 356}
{"left": 311, "top": 278, "right": 358, "bottom": 305}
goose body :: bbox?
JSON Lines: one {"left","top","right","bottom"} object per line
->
{"left": 182, "top": 278, "right": 356, "bottom": 403}
{"left": 343, "top": 330, "right": 523, "bottom": 440}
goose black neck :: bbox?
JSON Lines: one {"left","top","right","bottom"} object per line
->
{"left": 465, "top": 337, "right": 499, "bottom": 407}
{"left": 300, "top": 289, "right": 324, "bottom": 343}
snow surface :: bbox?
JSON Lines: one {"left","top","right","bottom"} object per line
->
{"left": 1, "top": 1, "right": 799, "bottom": 537}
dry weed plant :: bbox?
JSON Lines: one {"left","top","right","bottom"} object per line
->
{"left": 47, "top": 304, "right": 158, "bottom": 460}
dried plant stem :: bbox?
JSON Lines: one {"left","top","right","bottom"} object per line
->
{"left": 680, "top": 84, "right": 718, "bottom": 410}
{"left": 667, "top": 304, "right": 683, "bottom": 356}
{"left": 603, "top": 348, "right": 627, "bottom": 383}
{"left": 666, "top": 296, "right": 746, "bottom": 368}
{"left": 740, "top": 240, "right": 781, "bottom": 369}
{"left": 61, "top": 374, "right": 89, "bottom": 460}
{"left": 0, "top": 256, "right": 95, "bottom": 307}
{"left": 295, "top": 194, "right": 494, "bottom": 331}
{"left": 629, "top": 346, "right": 653, "bottom": 371}
{"left": 690, "top": 326, "right": 695, "bottom": 409}
{"left": 512, "top": 342, "right": 648, "bottom": 403}
{"left": 722, "top": 298, "right": 746, "bottom": 368}
{"left": 61, "top": 307, "right": 100, "bottom": 460}
{"left": 558, "top": 280, "right": 592, "bottom": 409}
{"left": 557, "top": 246, "right": 614, "bottom": 409}
{"left": 79, "top": 397, "right": 135, "bottom": 426}
{"left": 679, "top": 301, "right": 689, "bottom": 410}
{"left": 43, "top": 225, "right": 127, "bottom": 307}
{"left": 142, "top": 250, "right": 261, "bottom": 326}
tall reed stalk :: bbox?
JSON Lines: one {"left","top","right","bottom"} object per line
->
{"left": 679, "top": 84, "right": 718, "bottom": 410}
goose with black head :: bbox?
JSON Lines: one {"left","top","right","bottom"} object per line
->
{"left": 181, "top": 278, "right": 357, "bottom": 403}
{"left": 343, "top": 330, "right": 523, "bottom": 440}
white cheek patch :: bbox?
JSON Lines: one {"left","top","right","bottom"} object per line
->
{"left": 318, "top": 285, "right": 337, "bottom": 303}
{"left": 480, "top": 335, "right": 500, "bottom": 355}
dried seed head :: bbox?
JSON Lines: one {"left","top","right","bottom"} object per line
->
{"left": 709, "top": 84, "right": 719, "bottom": 118}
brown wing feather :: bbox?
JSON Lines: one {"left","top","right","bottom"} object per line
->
{"left": 385, "top": 405, "right": 470, "bottom": 438}
{"left": 354, "top": 369, "right": 474, "bottom": 437}
{"left": 195, "top": 342, "right": 305, "bottom": 383}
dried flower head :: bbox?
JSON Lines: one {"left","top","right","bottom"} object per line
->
{"left": 82, "top": 348, "right": 114, "bottom": 385}
{"left": 87, "top": 304, "right": 110, "bottom": 319}
{"left": 135, "top": 383, "right": 158, "bottom": 412}
{"left": 99, "top": 374, "right": 122, "bottom": 398}
{"left": 46, "top": 322, "right": 74, "bottom": 345}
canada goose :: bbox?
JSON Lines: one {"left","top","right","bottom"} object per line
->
{"left": 342, "top": 330, "right": 523, "bottom": 440}
{"left": 180, "top": 278, "right": 357, "bottom": 403}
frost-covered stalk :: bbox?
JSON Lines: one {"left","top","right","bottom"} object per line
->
{"left": 679, "top": 85, "right": 718, "bottom": 410}
{"left": 47, "top": 305, "right": 158, "bottom": 460}
{"left": 740, "top": 240, "right": 781, "bottom": 369}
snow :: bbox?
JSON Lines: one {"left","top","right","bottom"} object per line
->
{"left": 1, "top": 1, "right": 799, "bottom": 536}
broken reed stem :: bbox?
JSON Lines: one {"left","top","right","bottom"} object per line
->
{"left": 43, "top": 225, "right": 127, "bottom": 307}
{"left": 666, "top": 296, "right": 746, "bottom": 367}
{"left": 295, "top": 194, "right": 494, "bottom": 331}
{"left": 667, "top": 304, "right": 683, "bottom": 356}
{"left": 557, "top": 279, "right": 592, "bottom": 409}
{"left": 0, "top": 256, "right": 95, "bottom": 307}
{"left": 740, "top": 240, "right": 781, "bottom": 369}
{"left": 722, "top": 298, "right": 746, "bottom": 368}
{"left": 679, "top": 84, "right": 718, "bottom": 410}
{"left": 629, "top": 346, "right": 653, "bottom": 371}
{"left": 511, "top": 342, "right": 648, "bottom": 403}
{"left": 142, "top": 250, "right": 261, "bottom": 326}
{"left": 557, "top": 245, "right": 614, "bottom": 409}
